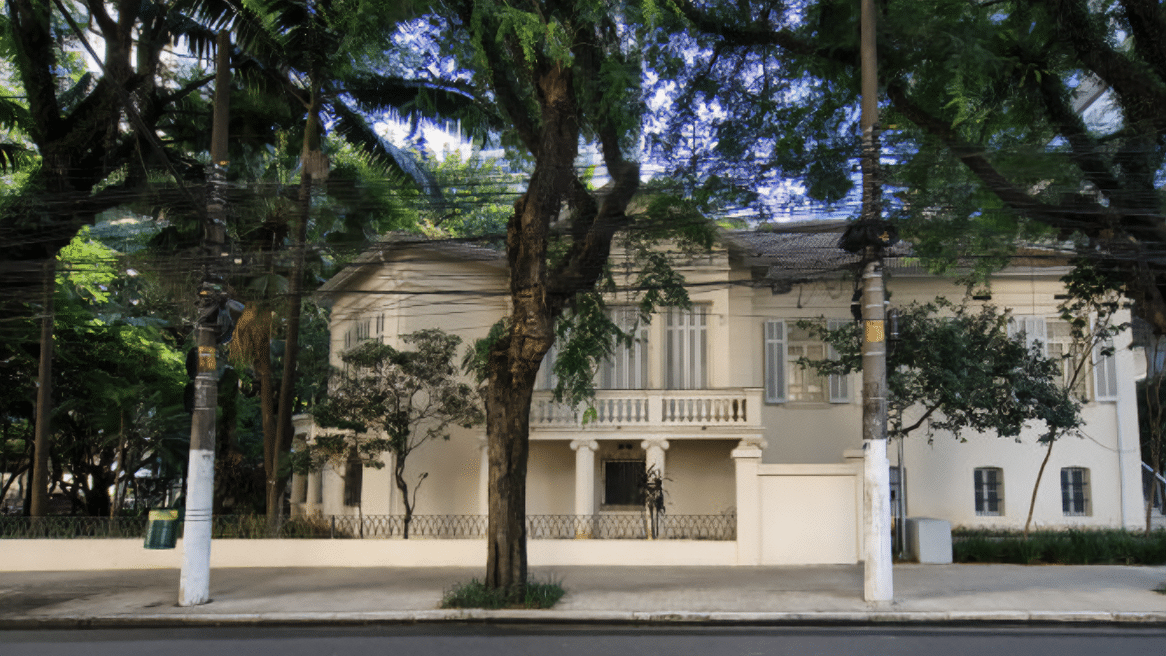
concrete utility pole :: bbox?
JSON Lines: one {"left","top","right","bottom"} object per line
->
{"left": 179, "top": 30, "right": 230, "bottom": 607}
{"left": 860, "top": 0, "right": 893, "bottom": 603}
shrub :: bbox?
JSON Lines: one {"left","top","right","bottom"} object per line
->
{"left": 952, "top": 528, "right": 1166, "bottom": 565}
{"left": 441, "top": 577, "right": 566, "bottom": 609}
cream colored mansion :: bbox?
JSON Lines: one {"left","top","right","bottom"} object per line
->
{"left": 289, "top": 224, "right": 1147, "bottom": 566}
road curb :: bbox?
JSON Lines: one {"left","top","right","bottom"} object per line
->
{"left": 4, "top": 609, "right": 1166, "bottom": 629}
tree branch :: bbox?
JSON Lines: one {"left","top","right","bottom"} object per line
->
{"left": 159, "top": 75, "right": 215, "bottom": 106}
{"left": 669, "top": 0, "right": 822, "bottom": 54}
{"left": 1037, "top": 0, "right": 1166, "bottom": 127}
{"left": 886, "top": 83, "right": 1103, "bottom": 233}
{"left": 1119, "top": 0, "right": 1166, "bottom": 86}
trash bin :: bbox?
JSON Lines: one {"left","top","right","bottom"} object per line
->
{"left": 144, "top": 509, "right": 180, "bottom": 549}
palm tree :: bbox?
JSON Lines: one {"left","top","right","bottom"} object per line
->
{"left": 187, "top": 0, "right": 500, "bottom": 525}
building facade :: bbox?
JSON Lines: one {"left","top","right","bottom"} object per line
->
{"left": 289, "top": 226, "right": 1147, "bottom": 565}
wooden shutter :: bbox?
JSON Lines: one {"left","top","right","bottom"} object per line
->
{"left": 827, "top": 319, "right": 849, "bottom": 403}
{"left": 764, "top": 320, "right": 786, "bottom": 403}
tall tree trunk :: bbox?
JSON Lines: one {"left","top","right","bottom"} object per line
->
{"left": 29, "top": 258, "right": 55, "bottom": 517}
{"left": 257, "top": 310, "right": 280, "bottom": 522}
{"left": 268, "top": 77, "right": 324, "bottom": 532}
{"left": 111, "top": 410, "right": 128, "bottom": 517}
{"left": 483, "top": 62, "right": 577, "bottom": 599}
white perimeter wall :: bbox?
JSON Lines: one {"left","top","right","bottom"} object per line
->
{"left": 1, "top": 539, "right": 736, "bottom": 571}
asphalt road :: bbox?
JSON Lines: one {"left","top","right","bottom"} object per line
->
{"left": 3, "top": 624, "right": 1166, "bottom": 655}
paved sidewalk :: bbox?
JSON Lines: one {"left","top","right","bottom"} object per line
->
{"left": 2, "top": 564, "right": 1166, "bottom": 627}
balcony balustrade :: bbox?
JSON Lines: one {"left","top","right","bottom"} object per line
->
{"left": 530, "top": 388, "right": 761, "bottom": 431}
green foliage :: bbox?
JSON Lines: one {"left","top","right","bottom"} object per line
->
{"left": 654, "top": 0, "right": 1166, "bottom": 316}
{"left": 953, "top": 529, "right": 1166, "bottom": 566}
{"left": 311, "top": 329, "right": 483, "bottom": 461}
{"left": 423, "top": 147, "right": 522, "bottom": 240}
{"left": 799, "top": 297, "right": 1081, "bottom": 441}
{"left": 462, "top": 318, "right": 510, "bottom": 385}
{"left": 441, "top": 577, "right": 566, "bottom": 609}
{"left": 20, "top": 229, "right": 190, "bottom": 515}
{"left": 546, "top": 292, "right": 622, "bottom": 407}
{"left": 309, "top": 329, "right": 483, "bottom": 531}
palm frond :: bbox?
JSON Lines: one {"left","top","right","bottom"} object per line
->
{"left": 0, "top": 143, "right": 29, "bottom": 173}
{"left": 341, "top": 73, "right": 501, "bottom": 140}
{"left": 0, "top": 96, "right": 30, "bottom": 131}
{"left": 330, "top": 99, "right": 441, "bottom": 200}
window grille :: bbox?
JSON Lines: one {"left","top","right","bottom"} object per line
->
{"left": 974, "top": 467, "right": 1004, "bottom": 516}
{"left": 604, "top": 460, "right": 645, "bottom": 506}
{"left": 1061, "top": 467, "right": 1091, "bottom": 516}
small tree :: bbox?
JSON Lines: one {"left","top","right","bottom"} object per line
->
{"left": 802, "top": 298, "right": 1081, "bottom": 443}
{"left": 309, "top": 329, "right": 483, "bottom": 538}
{"left": 801, "top": 297, "right": 1084, "bottom": 537}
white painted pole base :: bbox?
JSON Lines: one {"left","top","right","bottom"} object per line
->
{"left": 179, "top": 448, "right": 215, "bottom": 606}
{"left": 863, "top": 438, "right": 893, "bottom": 602}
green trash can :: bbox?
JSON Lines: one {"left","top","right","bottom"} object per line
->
{"left": 144, "top": 509, "right": 180, "bottom": 549}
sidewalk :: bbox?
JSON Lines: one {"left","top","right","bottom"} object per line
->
{"left": 3, "top": 564, "right": 1166, "bottom": 627}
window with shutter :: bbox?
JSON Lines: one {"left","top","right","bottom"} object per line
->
{"left": 764, "top": 320, "right": 785, "bottom": 403}
{"left": 787, "top": 323, "right": 827, "bottom": 402}
{"left": 599, "top": 307, "right": 648, "bottom": 390}
{"left": 665, "top": 306, "right": 707, "bottom": 389}
{"left": 1093, "top": 340, "right": 1119, "bottom": 402}
{"left": 538, "top": 341, "right": 559, "bottom": 391}
{"left": 827, "top": 319, "right": 850, "bottom": 403}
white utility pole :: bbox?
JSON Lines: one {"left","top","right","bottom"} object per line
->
{"left": 179, "top": 30, "right": 230, "bottom": 607}
{"left": 860, "top": 0, "right": 893, "bottom": 603}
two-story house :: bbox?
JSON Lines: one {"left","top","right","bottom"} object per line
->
{"left": 289, "top": 223, "right": 1146, "bottom": 566}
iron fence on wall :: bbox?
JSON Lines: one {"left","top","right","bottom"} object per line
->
{"left": 0, "top": 512, "right": 736, "bottom": 541}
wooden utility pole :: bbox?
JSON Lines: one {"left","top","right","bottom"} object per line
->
{"left": 860, "top": 0, "right": 893, "bottom": 603}
{"left": 179, "top": 30, "right": 229, "bottom": 607}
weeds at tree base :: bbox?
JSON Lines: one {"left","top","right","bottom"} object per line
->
{"left": 441, "top": 577, "right": 566, "bottom": 609}
{"left": 953, "top": 528, "right": 1166, "bottom": 565}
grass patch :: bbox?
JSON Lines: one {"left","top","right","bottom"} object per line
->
{"left": 1154, "top": 583, "right": 1166, "bottom": 595}
{"left": 952, "top": 528, "right": 1166, "bottom": 565}
{"left": 441, "top": 577, "right": 566, "bottom": 609}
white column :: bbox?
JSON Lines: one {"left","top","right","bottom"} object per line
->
{"left": 290, "top": 472, "right": 306, "bottom": 517}
{"left": 732, "top": 438, "right": 765, "bottom": 565}
{"left": 641, "top": 439, "right": 670, "bottom": 479}
{"left": 306, "top": 470, "right": 321, "bottom": 514}
{"left": 1113, "top": 316, "right": 1143, "bottom": 529}
{"left": 323, "top": 463, "right": 345, "bottom": 516}
{"left": 478, "top": 436, "right": 489, "bottom": 516}
{"left": 570, "top": 439, "right": 599, "bottom": 519}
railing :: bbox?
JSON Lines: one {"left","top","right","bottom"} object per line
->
{"left": 531, "top": 388, "right": 761, "bottom": 429}
{"left": 0, "top": 513, "right": 736, "bottom": 541}
{"left": 526, "top": 514, "right": 736, "bottom": 540}
{"left": 0, "top": 515, "right": 333, "bottom": 539}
